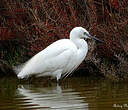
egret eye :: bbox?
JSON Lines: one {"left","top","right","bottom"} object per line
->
{"left": 83, "top": 32, "right": 87, "bottom": 35}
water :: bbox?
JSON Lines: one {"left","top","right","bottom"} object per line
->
{"left": 0, "top": 77, "right": 128, "bottom": 110}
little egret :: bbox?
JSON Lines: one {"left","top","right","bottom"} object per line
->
{"left": 15, "top": 27, "right": 103, "bottom": 83}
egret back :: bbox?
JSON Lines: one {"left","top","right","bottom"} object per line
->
{"left": 16, "top": 39, "right": 78, "bottom": 79}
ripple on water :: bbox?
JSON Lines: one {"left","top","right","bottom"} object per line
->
{"left": 0, "top": 77, "right": 128, "bottom": 110}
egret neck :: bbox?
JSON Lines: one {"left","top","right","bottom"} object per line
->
{"left": 70, "top": 37, "right": 88, "bottom": 64}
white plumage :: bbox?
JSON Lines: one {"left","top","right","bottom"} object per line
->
{"left": 14, "top": 27, "right": 102, "bottom": 82}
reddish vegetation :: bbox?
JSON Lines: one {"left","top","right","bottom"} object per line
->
{"left": 0, "top": 0, "right": 128, "bottom": 80}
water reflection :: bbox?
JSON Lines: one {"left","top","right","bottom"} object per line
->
{"left": 17, "top": 84, "right": 88, "bottom": 110}
{"left": 0, "top": 77, "right": 128, "bottom": 110}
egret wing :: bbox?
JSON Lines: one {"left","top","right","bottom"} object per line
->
{"left": 17, "top": 39, "right": 77, "bottom": 77}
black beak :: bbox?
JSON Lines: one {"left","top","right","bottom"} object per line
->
{"left": 86, "top": 33, "right": 104, "bottom": 43}
{"left": 91, "top": 36, "right": 104, "bottom": 43}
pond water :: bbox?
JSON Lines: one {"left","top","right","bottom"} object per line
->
{"left": 0, "top": 77, "right": 128, "bottom": 110}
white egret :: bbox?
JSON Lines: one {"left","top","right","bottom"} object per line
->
{"left": 14, "top": 27, "right": 103, "bottom": 83}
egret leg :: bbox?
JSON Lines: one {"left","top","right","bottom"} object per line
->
{"left": 56, "top": 73, "right": 62, "bottom": 85}
{"left": 57, "top": 79, "right": 61, "bottom": 85}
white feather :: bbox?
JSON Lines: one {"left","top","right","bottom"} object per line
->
{"left": 15, "top": 27, "right": 91, "bottom": 81}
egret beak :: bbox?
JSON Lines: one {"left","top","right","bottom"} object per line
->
{"left": 91, "top": 36, "right": 104, "bottom": 43}
{"left": 86, "top": 33, "right": 104, "bottom": 43}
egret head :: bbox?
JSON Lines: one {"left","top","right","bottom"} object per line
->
{"left": 70, "top": 27, "right": 103, "bottom": 43}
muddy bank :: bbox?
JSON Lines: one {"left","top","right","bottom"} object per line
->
{"left": 0, "top": 59, "right": 16, "bottom": 77}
